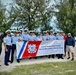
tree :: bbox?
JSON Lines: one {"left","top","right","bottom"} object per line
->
{"left": 69, "top": 0, "right": 75, "bottom": 11}
{"left": 0, "top": 1, "right": 17, "bottom": 33}
{"left": 11, "top": 0, "right": 53, "bottom": 31}
{"left": 0, "top": 1, "right": 5, "bottom": 32}
{"left": 55, "top": 0, "right": 76, "bottom": 36}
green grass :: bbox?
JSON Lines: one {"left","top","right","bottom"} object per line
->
{"left": 0, "top": 61, "right": 76, "bottom": 75}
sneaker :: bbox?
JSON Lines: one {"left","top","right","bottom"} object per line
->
{"left": 71, "top": 58, "right": 74, "bottom": 61}
{"left": 67, "top": 57, "right": 70, "bottom": 59}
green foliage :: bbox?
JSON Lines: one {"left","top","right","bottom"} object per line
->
{"left": 0, "top": 1, "right": 5, "bottom": 32}
{"left": 0, "top": 0, "right": 53, "bottom": 32}
{"left": 14, "top": 0, "right": 53, "bottom": 31}
{"left": 0, "top": 1, "right": 17, "bottom": 33}
{"left": 69, "top": 0, "right": 75, "bottom": 11}
{"left": 55, "top": 0, "right": 76, "bottom": 36}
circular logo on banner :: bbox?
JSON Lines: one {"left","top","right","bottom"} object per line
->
{"left": 28, "top": 44, "right": 37, "bottom": 54}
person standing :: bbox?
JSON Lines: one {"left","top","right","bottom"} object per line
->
{"left": 36, "top": 32, "right": 42, "bottom": 41}
{"left": 16, "top": 30, "right": 23, "bottom": 63}
{"left": 65, "top": 33, "right": 75, "bottom": 61}
{"left": 28, "top": 30, "right": 37, "bottom": 59}
{"left": 3, "top": 30, "right": 12, "bottom": 66}
{"left": 17, "top": 30, "right": 23, "bottom": 41}
{"left": 56, "top": 31, "right": 64, "bottom": 59}
{"left": 11, "top": 30, "right": 18, "bottom": 63}
{"left": 62, "top": 32, "right": 67, "bottom": 56}
{"left": 42, "top": 31, "right": 49, "bottom": 41}
{"left": 42, "top": 31, "right": 49, "bottom": 58}
{"left": 48, "top": 30, "right": 56, "bottom": 58}
{"left": 0, "top": 33, "right": 3, "bottom": 66}
{"left": 22, "top": 29, "right": 29, "bottom": 41}
{"left": 29, "top": 30, "right": 37, "bottom": 41}
{"left": 49, "top": 30, "right": 56, "bottom": 40}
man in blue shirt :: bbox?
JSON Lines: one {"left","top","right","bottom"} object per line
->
{"left": 22, "top": 29, "right": 29, "bottom": 41}
{"left": 11, "top": 30, "right": 18, "bottom": 63}
{"left": 17, "top": 30, "right": 23, "bottom": 41}
{"left": 48, "top": 30, "right": 56, "bottom": 58}
{"left": 49, "top": 30, "right": 56, "bottom": 40}
{"left": 36, "top": 32, "right": 42, "bottom": 41}
{"left": 3, "top": 30, "right": 12, "bottom": 66}
{"left": 65, "top": 33, "right": 75, "bottom": 61}
{"left": 42, "top": 31, "right": 49, "bottom": 41}
{"left": 56, "top": 31, "right": 64, "bottom": 59}
{"left": 56, "top": 31, "right": 64, "bottom": 40}
{"left": 29, "top": 30, "right": 37, "bottom": 41}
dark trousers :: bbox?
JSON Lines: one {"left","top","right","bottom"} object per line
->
{"left": 5, "top": 45, "right": 11, "bottom": 65}
{"left": 57, "top": 54, "right": 63, "bottom": 59}
{"left": 0, "top": 40, "right": 2, "bottom": 55}
{"left": 11, "top": 44, "right": 16, "bottom": 63}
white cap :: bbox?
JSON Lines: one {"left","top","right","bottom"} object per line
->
{"left": 24, "top": 28, "right": 28, "bottom": 31}
{"left": 11, "top": 30, "right": 15, "bottom": 32}
{"left": 29, "top": 30, "right": 35, "bottom": 33}
{"left": 5, "top": 30, "right": 11, "bottom": 33}
{"left": 14, "top": 30, "right": 18, "bottom": 32}
{"left": 50, "top": 30, "right": 54, "bottom": 32}
{"left": 11, "top": 30, "right": 18, "bottom": 33}
{"left": 68, "top": 33, "right": 71, "bottom": 36}
{"left": 43, "top": 31, "right": 47, "bottom": 33}
{"left": 60, "top": 30, "right": 63, "bottom": 33}
{"left": 46, "top": 30, "right": 50, "bottom": 32}
{"left": 18, "top": 30, "right": 21, "bottom": 33}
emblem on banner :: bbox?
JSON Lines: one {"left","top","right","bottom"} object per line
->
{"left": 28, "top": 44, "right": 37, "bottom": 54}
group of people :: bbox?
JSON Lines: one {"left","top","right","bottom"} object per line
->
{"left": 0, "top": 29, "right": 75, "bottom": 66}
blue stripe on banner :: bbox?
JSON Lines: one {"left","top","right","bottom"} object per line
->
{"left": 17, "top": 42, "right": 26, "bottom": 59}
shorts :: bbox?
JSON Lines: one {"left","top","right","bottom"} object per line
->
{"left": 66, "top": 45, "right": 74, "bottom": 53}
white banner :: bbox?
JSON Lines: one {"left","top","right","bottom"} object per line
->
{"left": 16, "top": 40, "right": 64, "bottom": 59}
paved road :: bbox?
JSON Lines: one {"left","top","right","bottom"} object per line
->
{"left": 0, "top": 43, "right": 76, "bottom": 72}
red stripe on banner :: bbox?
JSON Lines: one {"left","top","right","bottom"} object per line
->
{"left": 22, "top": 41, "right": 42, "bottom": 58}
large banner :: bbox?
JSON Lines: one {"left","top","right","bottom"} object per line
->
{"left": 16, "top": 40, "right": 64, "bottom": 59}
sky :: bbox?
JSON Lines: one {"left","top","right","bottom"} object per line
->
{"left": 1, "top": 0, "right": 13, "bottom": 5}
{"left": 1, "top": 0, "right": 59, "bottom": 31}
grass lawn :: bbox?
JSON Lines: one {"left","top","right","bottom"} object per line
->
{"left": 0, "top": 61, "right": 76, "bottom": 75}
